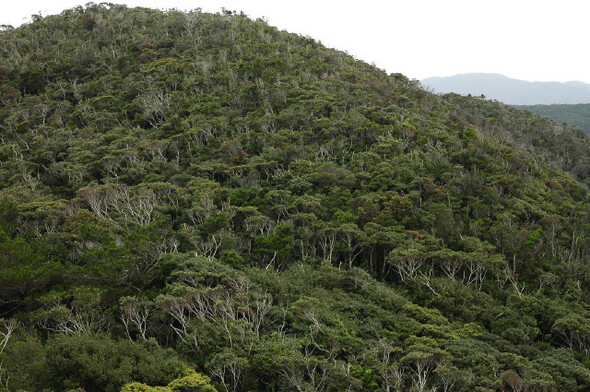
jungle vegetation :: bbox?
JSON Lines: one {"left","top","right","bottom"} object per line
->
{"left": 515, "top": 104, "right": 590, "bottom": 134}
{"left": 0, "top": 4, "right": 590, "bottom": 392}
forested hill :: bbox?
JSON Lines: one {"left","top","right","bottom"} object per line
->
{"left": 1, "top": 4, "right": 590, "bottom": 392}
{"left": 515, "top": 104, "right": 590, "bottom": 134}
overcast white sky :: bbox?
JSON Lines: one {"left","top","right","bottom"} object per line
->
{"left": 3, "top": 0, "right": 590, "bottom": 83}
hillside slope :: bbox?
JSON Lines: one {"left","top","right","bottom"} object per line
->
{"left": 422, "top": 73, "right": 590, "bottom": 105}
{"left": 515, "top": 104, "right": 590, "bottom": 134}
{"left": 1, "top": 5, "right": 590, "bottom": 392}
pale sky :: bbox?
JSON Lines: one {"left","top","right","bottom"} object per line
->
{"left": 3, "top": 0, "right": 590, "bottom": 83}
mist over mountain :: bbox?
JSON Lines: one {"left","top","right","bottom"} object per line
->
{"left": 0, "top": 4, "right": 590, "bottom": 392}
{"left": 422, "top": 73, "right": 590, "bottom": 105}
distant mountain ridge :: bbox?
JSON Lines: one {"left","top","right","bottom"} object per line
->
{"left": 422, "top": 73, "right": 590, "bottom": 105}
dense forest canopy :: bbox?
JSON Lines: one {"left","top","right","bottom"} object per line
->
{"left": 515, "top": 104, "right": 590, "bottom": 134}
{"left": 0, "top": 4, "right": 590, "bottom": 392}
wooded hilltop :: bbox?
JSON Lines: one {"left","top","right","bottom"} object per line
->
{"left": 1, "top": 4, "right": 590, "bottom": 391}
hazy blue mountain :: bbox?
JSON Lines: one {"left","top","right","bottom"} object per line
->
{"left": 422, "top": 73, "right": 590, "bottom": 105}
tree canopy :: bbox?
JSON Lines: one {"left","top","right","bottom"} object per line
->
{"left": 0, "top": 4, "right": 589, "bottom": 391}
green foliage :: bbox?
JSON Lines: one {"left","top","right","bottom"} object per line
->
{"left": 516, "top": 103, "right": 590, "bottom": 134}
{"left": 121, "top": 371, "right": 217, "bottom": 392}
{"left": 167, "top": 372, "right": 217, "bottom": 392}
{"left": 0, "top": 4, "right": 589, "bottom": 392}
{"left": 41, "top": 336, "right": 184, "bottom": 392}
